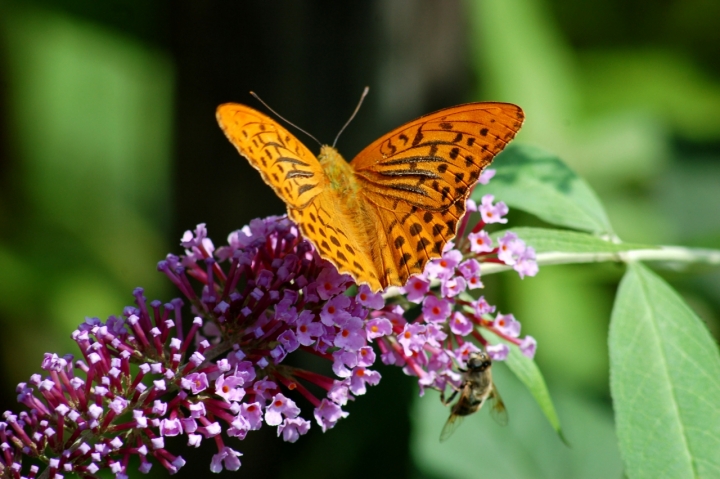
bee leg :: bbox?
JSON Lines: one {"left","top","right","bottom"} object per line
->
{"left": 440, "top": 388, "right": 460, "bottom": 406}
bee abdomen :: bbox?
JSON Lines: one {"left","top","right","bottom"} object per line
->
{"left": 451, "top": 398, "right": 483, "bottom": 417}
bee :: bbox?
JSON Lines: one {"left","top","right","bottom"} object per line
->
{"left": 440, "top": 351, "right": 507, "bottom": 442}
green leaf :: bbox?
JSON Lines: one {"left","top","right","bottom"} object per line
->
{"left": 491, "top": 227, "right": 653, "bottom": 254}
{"left": 483, "top": 329, "right": 566, "bottom": 442}
{"left": 609, "top": 263, "right": 720, "bottom": 478}
{"left": 477, "top": 144, "right": 613, "bottom": 235}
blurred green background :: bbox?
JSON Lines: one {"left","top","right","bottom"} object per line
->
{"left": 1, "top": 1, "right": 719, "bottom": 478}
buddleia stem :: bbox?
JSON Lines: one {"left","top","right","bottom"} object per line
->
{"left": 479, "top": 246, "right": 720, "bottom": 275}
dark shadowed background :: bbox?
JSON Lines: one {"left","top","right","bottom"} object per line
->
{"left": 1, "top": 1, "right": 719, "bottom": 478}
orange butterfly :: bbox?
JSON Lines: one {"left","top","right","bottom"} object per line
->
{"left": 216, "top": 99, "right": 523, "bottom": 292}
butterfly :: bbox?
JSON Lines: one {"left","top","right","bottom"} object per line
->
{"left": 216, "top": 99, "right": 523, "bottom": 292}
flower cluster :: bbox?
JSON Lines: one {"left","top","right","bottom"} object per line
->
{"left": 0, "top": 170, "right": 539, "bottom": 479}
{"left": 1, "top": 218, "right": 387, "bottom": 478}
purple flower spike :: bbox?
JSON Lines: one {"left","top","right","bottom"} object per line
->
{"left": 520, "top": 336, "right": 538, "bottom": 359}
{"left": 478, "top": 169, "right": 496, "bottom": 184}
{"left": 422, "top": 295, "right": 452, "bottom": 323}
{"left": 0, "top": 204, "right": 540, "bottom": 477}
{"left": 265, "top": 394, "right": 300, "bottom": 427}
{"left": 210, "top": 446, "right": 242, "bottom": 473}
{"left": 480, "top": 194, "right": 509, "bottom": 224}
{"left": 398, "top": 323, "right": 427, "bottom": 356}
{"left": 426, "top": 249, "right": 463, "bottom": 280}
{"left": 314, "top": 399, "right": 349, "bottom": 432}
{"left": 295, "top": 311, "right": 324, "bottom": 346}
{"left": 494, "top": 313, "right": 522, "bottom": 338}
{"left": 182, "top": 372, "right": 209, "bottom": 394}
{"left": 278, "top": 417, "right": 311, "bottom": 443}
{"left": 486, "top": 343, "right": 509, "bottom": 361}
{"left": 468, "top": 231, "right": 493, "bottom": 254}
{"left": 365, "top": 317, "right": 392, "bottom": 340}
{"left": 404, "top": 275, "right": 430, "bottom": 303}
{"left": 349, "top": 367, "right": 381, "bottom": 396}
{"left": 449, "top": 312, "right": 473, "bottom": 336}
{"left": 356, "top": 284, "right": 384, "bottom": 309}
{"left": 315, "top": 268, "right": 348, "bottom": 300}
{"left": 441, "top": 276, "right": 467, "bottom": 298}
{"left": 514, "top": 246, "right": 539, "bottom": 279}
{"left": 320, "top": 295, "right": 351, "bottom": 326}
{"left": 215, "top": 374, "right": 246, "bottom": 403}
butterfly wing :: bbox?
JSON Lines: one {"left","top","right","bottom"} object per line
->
{"left": 351, "top": 102, "right": 524, "bottom": 286}
{"left": 216, "top": 104, "right": 326, "bottom": 209}
{"left": 287, "top": 191, "right": 383, "bottom": 290}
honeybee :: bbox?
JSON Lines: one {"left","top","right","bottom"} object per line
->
{"left": 440, "top": 351, "right": 507, "bottom": 442}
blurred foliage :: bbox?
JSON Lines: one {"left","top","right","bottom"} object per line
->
{"left": 0, "top": 3, "right": 173, "bottom": 398}
{"left": 0, "top": 0, "right": 718, "bottom": 478}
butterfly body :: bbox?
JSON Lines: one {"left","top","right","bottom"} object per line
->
{"left": 318, "top": 146, "right": 354, "bottom": 193}
{"left": 217, "top": 101, "right": 523, "bottom": 292}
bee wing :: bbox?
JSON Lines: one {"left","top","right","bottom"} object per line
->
{"left": 489, "top": 385, "right": 509, "bottom": 426}
{"left": 439, "top": 413, "right": 465, "bottom": 442}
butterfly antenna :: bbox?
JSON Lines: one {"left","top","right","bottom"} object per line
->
{"left": 249, "top": 91, "right": 322, "bottom": 147}
{"left": 332, "top": 86, "right": 369, "bottom": 148}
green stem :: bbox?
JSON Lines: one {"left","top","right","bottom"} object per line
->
{"left": 480, "top": 246, "right": 720, "bottom": 275}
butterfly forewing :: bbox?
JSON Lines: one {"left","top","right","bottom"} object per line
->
{"left": 351, "top": 103, "right": 524, "bottom": 211}
{"left": 216, "top": 104, "right": 326, "bottom": 209}
{"left": 351, "top": 103, "right": 523, "bottom": 287}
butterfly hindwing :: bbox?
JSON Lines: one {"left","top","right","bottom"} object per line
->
{"left": 288, "top": 192, "right": 382, "bottom": 290}
{"left": 351, "top": 103, "right": 524, "bottom": 211}
{"left": 368, "top": 195, "right": 466, "bottom": 287}
{"left": 216, "top": 103, "right": 325, "bottom": 209}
